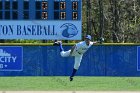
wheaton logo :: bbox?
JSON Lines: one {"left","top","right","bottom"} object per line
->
{"left": 0, "top": 46, "right": 23, "bottom": 71}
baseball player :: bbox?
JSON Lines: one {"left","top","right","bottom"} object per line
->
{"left": 58, "top": 35, "right": 104, "bottom": 81}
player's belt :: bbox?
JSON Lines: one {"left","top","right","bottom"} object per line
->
{"left": 76, "top": 50, "right": 82, "bottom": 55}
{"left": 77, "top": 52, "right": 81, "bottom": 55}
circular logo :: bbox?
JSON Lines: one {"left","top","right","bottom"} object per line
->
{"left": 60, "top": 23, "right": 78, "bottom": 38}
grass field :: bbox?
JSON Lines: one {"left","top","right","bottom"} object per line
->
{"left": 0, "top": 76, "right": 140, "bottom": 91}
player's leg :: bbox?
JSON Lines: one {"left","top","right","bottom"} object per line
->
{"left": 58, "top": 41, "right": 71, "bottom": 57}
{"left": 60, "top": 50, "right": 71, "bottom": 57}
{"left": 59, "top": 41, "right": 64, "bottom": 52}
{"left": 70, "top": 55, "right": 83, "bottom": 81}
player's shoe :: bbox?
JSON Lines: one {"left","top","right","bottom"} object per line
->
{"left": 69, "top": 76, "right": 73, "bottom": 81}
{"left": 53, "top": 41, "right": 60, "bottom": 46}
{"left": 58, "top": 41, "right": 62, "bottom": 45}
{"left": 53, "top": 41, "right": 62, "bottom": 46}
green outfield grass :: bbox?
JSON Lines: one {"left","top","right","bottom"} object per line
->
{"left": 0, "top": 76, "right": 140, "bottom": 91}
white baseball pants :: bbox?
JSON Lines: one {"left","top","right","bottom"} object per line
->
{"left": 60, "top": 50, "right": 83, "bottom": 69}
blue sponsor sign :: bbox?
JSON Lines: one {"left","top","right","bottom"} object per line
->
{"left": 137, "top": 46, "right": 140, "bottom": 71}
{"left": 0, "top": 46, "right": 23, "bottom": 71}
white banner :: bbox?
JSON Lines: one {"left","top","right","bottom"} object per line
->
{"left": 0, "top": 21, "right": 82, "bottom": 40}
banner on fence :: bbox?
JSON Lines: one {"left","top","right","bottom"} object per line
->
{"left": 0, "top": 46, "right": 23, "bottom": 71}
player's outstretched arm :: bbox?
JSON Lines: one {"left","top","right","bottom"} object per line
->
{"left": 93, "top": 37, "right": 104, "bottom": 44}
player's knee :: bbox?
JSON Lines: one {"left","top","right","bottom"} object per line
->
{"left": 60, "top": 51, "right": 67, "bottom": 57}
{"left": 60, "top": 51, "right": 70, "bottom": 57}
{"left": 60, "top": 51, "right": 64, "bottom": 57}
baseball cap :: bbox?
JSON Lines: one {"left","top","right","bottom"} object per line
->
{"left": 85, "top": 35, "right": 91, "bottom": 40}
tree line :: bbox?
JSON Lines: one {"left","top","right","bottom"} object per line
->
{"left": 83, "top": 0, "right": 140, "bottom": 43}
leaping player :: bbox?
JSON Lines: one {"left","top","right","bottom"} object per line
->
{"left": 58, "top": 35, "right": 104, "bottom": 81}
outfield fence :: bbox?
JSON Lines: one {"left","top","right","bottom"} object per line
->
{"left": 0, "top": 43, "right": 140, "bottom": 76}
